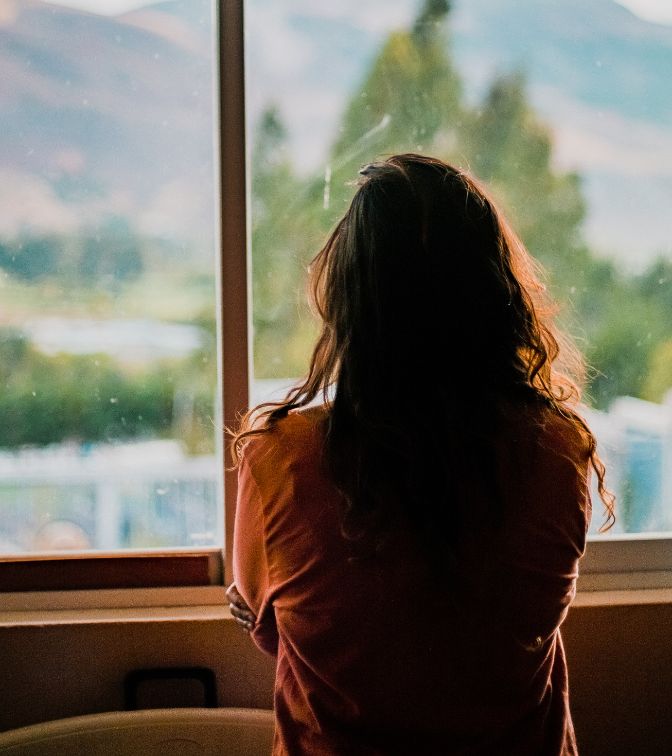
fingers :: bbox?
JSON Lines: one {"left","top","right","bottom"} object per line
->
{"left": 231, "top": 604, "right": 256, "bottom": 632}
{"left": 226, "top": 582, "right": 257, "bottom": 632}
{"left": 225, "top": 582, "right": 243, "bottom": 604}
{"left": 229, "top": 596, "right": 256, "bottom": 627}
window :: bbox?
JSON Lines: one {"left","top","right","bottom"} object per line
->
{"left": 0, "top": 0, "right": 248, "bottom": 594}
{"left": 2, "top": 0, "right": 672, "bottom": 598}
{"left": 244, "top": 0, "right": 672, "bottom": 588}
{"left": 0, "top": 0, "right": 222, "bottom": 558}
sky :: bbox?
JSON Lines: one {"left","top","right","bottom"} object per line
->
{"left": 39, "top": 0, "right": 672, "bottom": 26}
{"left": 618, "top": 0, "right": 672, "bottom": 23}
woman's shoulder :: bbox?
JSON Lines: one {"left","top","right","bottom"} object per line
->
{"left": 239, "top": 403, "right": 328, "bottom": 470}
{"left": 500, "top": 398, "right": 592, "bottom": 465}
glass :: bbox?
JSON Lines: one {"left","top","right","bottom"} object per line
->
{"left": 0, "top": 1, "right": 221, "bottom": 553}
{"left": 245, "top": 0, "right": 672, "bottom": 535}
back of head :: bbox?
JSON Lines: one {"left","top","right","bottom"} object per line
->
{"left": 313, "top": 154, "right": 547, "bottom": 412}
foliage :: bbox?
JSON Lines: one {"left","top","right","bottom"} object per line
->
{"left": 460, "top": 72, "right": 586, "bottom": 273}
{"left": 327, "top": 0, "right": 462, "bottom": 218}
{"left": 644, "top": 340, "right": 672, "bottom": 403}
{"left": 0, "top": 330, "right": 215, "bottom": 451}
{"left": 250, "top": 107, "right": 321, "bottom": 378}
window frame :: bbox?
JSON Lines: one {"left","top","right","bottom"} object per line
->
{"left": 0, "top": 0, "right": 670, "bottom": 608}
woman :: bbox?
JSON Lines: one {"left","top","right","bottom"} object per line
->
{"left": 227, "top": 154, "right": 613, "bottom": 755}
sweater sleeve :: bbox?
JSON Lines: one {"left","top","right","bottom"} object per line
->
{"left": 492, "top": 418, "right": 592, "bottom": 650}
{"left": 232, "top": 449, "right": 279, "bottom": 657}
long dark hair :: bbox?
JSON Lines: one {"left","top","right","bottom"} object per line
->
{"left": 232, "top": 154, "right": 614, "bottom": 553}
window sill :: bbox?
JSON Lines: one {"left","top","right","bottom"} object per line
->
{"left": 574, "top": 587, "right": 672, "bottom": 607}
{"left": 579, "top": 533, "right": 672, "bottom": 592}
{"left": 0, "top": 594, "right": 232, "bottom": 627}
{"left": 0, "top": 549, "right": 225, "bottom": 593}
{"left": 2, "top": 535, "right": 672, "bottom": 624}
{"left": 0, "top": 584, "right": 228, "bottom": 619}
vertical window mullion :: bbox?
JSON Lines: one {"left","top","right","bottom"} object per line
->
{"left": 217, "top": 0, "right": 249, "bottom": 583}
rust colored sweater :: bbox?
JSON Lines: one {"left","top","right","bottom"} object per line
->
{"left": 233, "top": 404, "right": 591, "bottom": 755}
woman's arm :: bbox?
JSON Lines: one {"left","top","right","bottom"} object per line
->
{"left": 231, "top": 450, "right": 279, "bottom": 656}
{"left": 494, "top": 418, "right": 592, "bottom": 648}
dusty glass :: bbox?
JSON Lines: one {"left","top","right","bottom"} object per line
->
{"left": 0, "top": 0, "right": 221, "bottom": 552}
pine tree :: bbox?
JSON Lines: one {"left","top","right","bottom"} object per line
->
{"left": 250, "top": 107, "right": 319, "bottom": 378}
{"left": 324, "top": 0, "right": 462, "bottom": 221}
{"left": 461, "top": 73, "right": 585, "bottom": 282}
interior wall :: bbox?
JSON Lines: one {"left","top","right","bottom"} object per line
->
{"left": 1, "top": 603, "right": 671, "bottom": 756}
{"left": 0, "top": 616, "right": 275, "bottom": 732}
{"left": 562, "top": 603, "right": 672, "bottom": 756}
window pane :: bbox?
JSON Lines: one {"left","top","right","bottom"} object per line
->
{"left": 245, "top": 0, "right": 672, "bottom": 535}
{"left": 0, "top": 0, "right": 221, "bottom": 553}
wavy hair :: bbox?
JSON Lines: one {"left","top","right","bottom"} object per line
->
{"left": 232, "top": 153, "right": 615, "bottom": 552}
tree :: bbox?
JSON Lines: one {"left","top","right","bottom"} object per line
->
{"left": 250, "top": 107, "right": 319, "bottom": 378}
{"left": 249, "top": 0, "right": 468, "bottom": 381}
{"left": 326, "top": 0, "right": 462, "bottom": 216}
{"left": 460, "top": 73, "right": 587, "bottom": 286}
{"left": 0, "top": 328, "right": 217, "bottom": 449}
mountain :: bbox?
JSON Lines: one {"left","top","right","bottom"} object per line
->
{"left": 117, "top": 0, "right": 211, "bottom": 52}
{"left": 451, "top": 0, "right": 672, "bottom": 265}
{"left": 453, "top": 0, "right": 672, "bottom": 124}
{"left": 0, "top": 0, "right": 670, "bottom": 267}
{"left": 0, "top": 0, "right": 214, "bottom": 244}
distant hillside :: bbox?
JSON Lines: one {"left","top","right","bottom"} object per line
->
{"left": 0, "top": 0, "right": 669, "bottom": 266}
{"left": 452, "top": 0, "right": 672, "bottom": 264}
{"left": 453, "top": 0, "right": 672, "bottom": 124}
{"left": 0, "top": 0, "right": 214, "bottom": 245}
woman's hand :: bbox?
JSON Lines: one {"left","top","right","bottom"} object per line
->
{"left": 226, "top": 582, "right": 257, "bottom": 632}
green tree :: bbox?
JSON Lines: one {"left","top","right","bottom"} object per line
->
{"left": 643, "top": 340, "right": 672, "bottom": 403}
{"left": 249, "top": 1, "right": 466, "bottom": 381}
{"left": 326, "top": 0, "right": 462, "bottom": 215}
{"left": 460, "top": 73, "right": 586, "bottom": 278}
{"left": 251, "top": 107, "right": 319, "bottom": 378}
{"left": 0, "top": 330, "right": 188, "bottom": 448}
